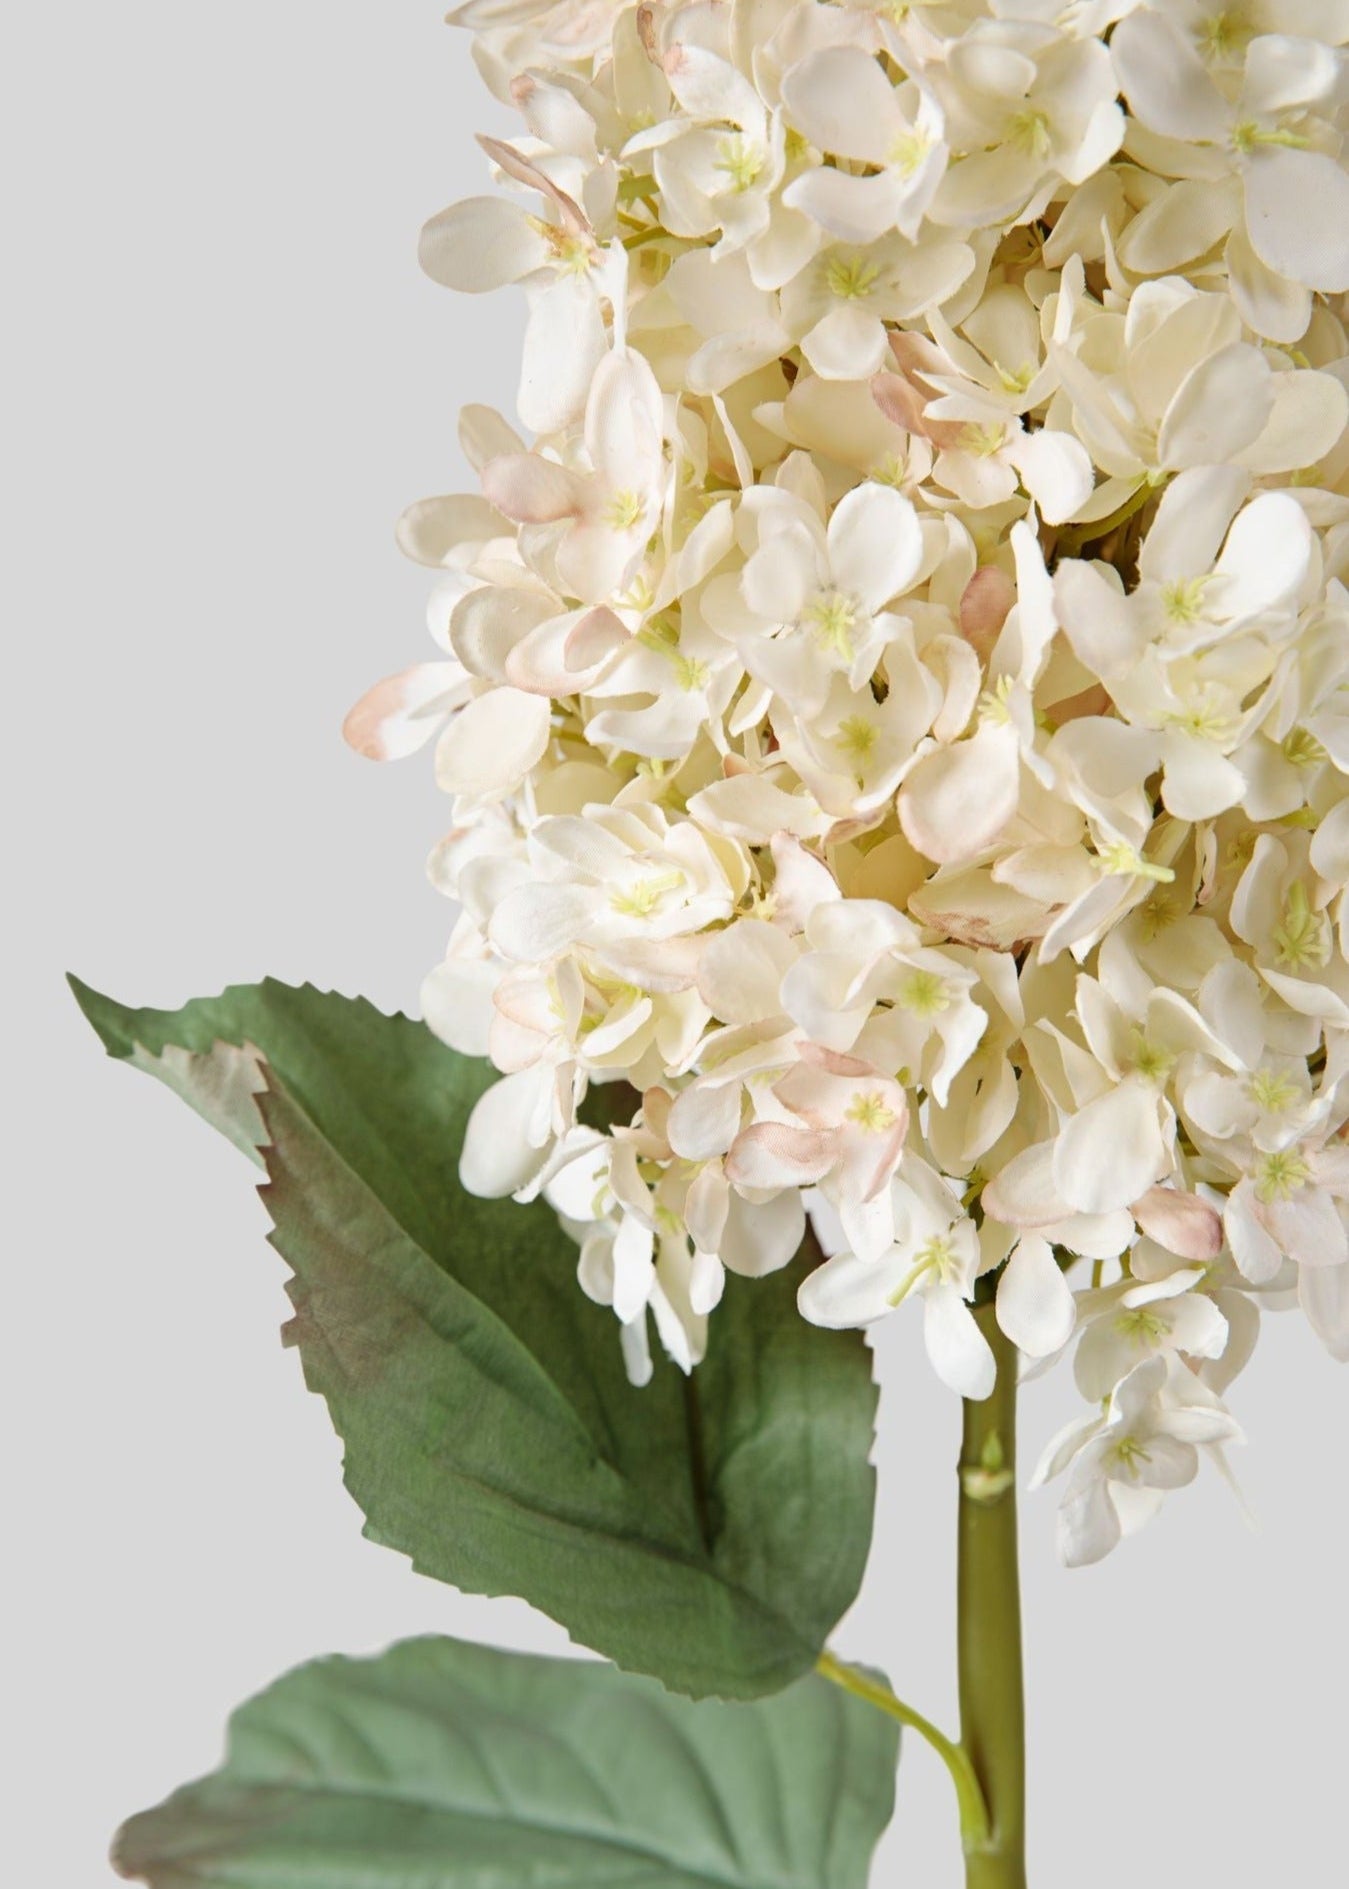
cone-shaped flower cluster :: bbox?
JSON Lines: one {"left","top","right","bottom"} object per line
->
{"left": 350, "top": 0, "right": 1349, "bottom": 1565}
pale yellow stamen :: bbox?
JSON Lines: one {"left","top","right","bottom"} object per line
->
{"left": 1282, "top": 728, "right": 1327, "bottom": 770}
{"left": 1161, "top": 576, "right": 1210, "bottom": 626}
{"left": 610, "top": 870, "right": 684, "bottom": 918}
{"left": 837, "top": 715, "right": 878, "bottom": 760}
{"left": 846, "top": 1090, "right": 900, "bottom": 1134}
{"left": 886, "top": 1234, "right": 956, "bottom": 1307}
{"left": 1231, "top": 120, "right": 1309, "bottom": 156}
{"left": 888, "top": 128, "right": 932, "bottom": 174}
{"left": 825, "top": 254, "right": 880, "bottom": 300}
{"left": 1098, "top": 841, "right": 1176, "bottom": 884}
{"left": 1254, "top": 1148, "right": 1312, "bottom": 1204}
{"left": 606, "top": 489, "right": 645, "bottom": 531}
{"left": 806, "top": 589, "right": 859, "bottom": 658}
{"left": 1248, "top": 1067, "right": 1301, "bottom": 1114}
{"left": 1007, "top": 107, "right": 1052, "bottom": 159}
{"left": 1114, "top": 1306, "right": 1169, "bottom": 1347}
{"left": 896, "top": 968, "right": 950, "bottom": 1018}
{"left": 1271, "top": 882, "right": 1330, "bottom": 970}
{"left": 715, "top": 135, "right": 765, "bottom": 193}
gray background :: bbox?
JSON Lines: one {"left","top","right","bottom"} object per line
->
{"left": 7, "top": 5, "right": 1344, "bottom": 1881}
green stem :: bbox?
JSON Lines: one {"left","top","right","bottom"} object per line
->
{"left": 816, "top": 1652, "right": 990, "bottom": 1853}
{"left": 958, "top": 1305, "right": 1027, "bottom": 1889}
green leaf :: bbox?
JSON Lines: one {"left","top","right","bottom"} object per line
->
{"left": 113, "top": 1636, "right": 899, "bottom": 1889}
{"left": 73, "top": 978, "right": 877, "bottom": 1698}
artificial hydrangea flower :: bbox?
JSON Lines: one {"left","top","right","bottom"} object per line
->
{"left": 350, "top": 0, "right": 1349, "bottom": 1566}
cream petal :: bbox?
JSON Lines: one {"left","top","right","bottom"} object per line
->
{"left": 1157, "top": 342, "right": 1273, "bottom": 469}
{"left": 1053, "top": 559, "right": 1142, "bottom": 682}
{"left": 742, "top": 520, "right": 819, "bottom": 622}
{"left": 1243, "top": 147, "right": 1349, "bottom": 293}
{"left": 460, "top": 1071, "right": 552, "bottom": 1198}
{"left": 667, "top": 1081, "right": 744, "bottom": 1162}
{"left": 697, "top": 918, "right": 796, "bottom": 1025}
{"left": 396, "top": 494, "right": 502, "bottom": 567}
{"left": 488, "top": 882, "right": 603, "bottom": 963}
{"left": 783, "top": 166, "right": 908, "bottom": 248}
{"left": 519, "top": 274, "right": 608, "bottom": 435}
{"left": 827, "top": 481, "right": 924, "bottom": 611}
{"left": 1056, "top": 1471, "right": 1121, "bottom": 1568}
{"left": 480, "top": 452, "right": 584, "bottom": 524}
{"left": 1209, "top": 491, "right": 1312, "bottom": 618}
{"left": 983, "top": 1142, "right": 1071, "bottom": 1229}
{"left": 611, "top": 1214, "right": 656, "bottom": 1323}
{"left": 1225, "top": 224, "right": 1313, "bottom": 345}
{"left": 1299, "top": 1262, "right": 1349, "bottom": 1362}
{"left": 996, "top": 1235, "right": 1077, "bottom": 1359}
{"left": 1224, "top": 1183, "right": 1284, "bottom": 1284}
{"left": 797, "top": 1247, "right": 897, "bottom": 1329}
{"left": 434, "top": 687, "right": 551, "bottom": 798}
{"left": 421, "top": 957, "right": 500, "bottom": 1057}
{"left": 1241, "top": 33, "right": 1339, "bottom": 119}
{"left": 1007, "top": 427, "right": 1095, "bottom": 526}
{"left": 1159, "top": 732, "right": 1246, "bottom": 824}
{"left": 342, "top": 662, "right": 463, "bottom": 761}
{"left": 780, "top": 47, "right": 902, "bottom": 167}
{"left": 925, "top": 1283, "right": 997, "bottom": 1400}
{"left": 1132, "top": 1186, "right": 1224, "bottom": 1262}
{"left": 721, "top": 1187, "right": 805, "bottom": 1278}
{"left": 898, "top": 723, "right": 1020, "bottom": 865}
{"left": 727, "top": 1121, "right": 835, "bottom": 1190}
{"left": 1234, "top": 370, "right": 1349, "bottom": 478}
{"left": 1138, "top": 465, "right": 1250, "bottom": 586}
{"left": 1052, "top": 1080, "right": 1168, "bottom": 1216}
{"left": 418, "top": 196, "right": 551, "bottom": 291}
{"left": 1111, "top": 13, "right": 1229, "bottom": 142}
{"left": 801, "top": 304, "right": 889, "bottom": 382}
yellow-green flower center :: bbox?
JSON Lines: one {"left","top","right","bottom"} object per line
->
{"left": 807, "top": 589, "right": 859, "bottom": 658}
{"left": 606, "top": 488, "right": 646, "bottom": 531}
{"left": 715, "top": 134, "right": 765, "bottom": 193}
{"left": 1007, "top": 107, "right": 1052, "bottom": 159}
{"left": 1254, "top": 1148, "right": 1312, "bottom": 1204}
{"left": 846, "top": 1090, "right": 900, "bottom": 1134}
{"left": 610, "top": 870, "right": 684, "bottom": 918}
{"left": 826, "top": 254, "right": 881, "bottom": 301}
{"left": 1248, "top": 1067, "right": 1301, "bottom": 1114}
{"left": 896, "top": 968, "right": 951, "bottom": 1018}
{"left": 1271, "top": 882, "right": 1330, "bottom": 970}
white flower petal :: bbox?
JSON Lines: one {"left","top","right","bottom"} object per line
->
{"left": 421, "top": 957, "right": 500, "bottom": 1057}
{"left": 435, "top": 688, "right": 551, "bottom": 799}
{"left": 460, "top": 1071, "right": 551, "bottom": 1198}
{"left": 1132, "top": 1186, "right": 1223, "bottom": 1262}
{"left": 1243, "top": 146, "right": 1349, "bottom": 293}
{"left": 925, "top": 1283, "right": 997, "bottom": 1400}
{"left": 827, "top": 481, "right": 924, "bottom": 612}
{"left": 697, "top": 918, "right": 796, "bottom": 1025}
{"left": 418, "top": 196, "right": 550, "bottom": 292}
{"left": 1300, "top": 1262, "right": 1349, "bottom": 1362}
{"left": 780, "top": 48, "right": 902, "bottom": 167}
{"left": 899, "top": 723, "right": 1020, "bottom": 865}
{"left": 997, "top": 1234, "right": 1077, "bottom": 1359}
{"left": 1053, "top": 1080, "right": 1168, "bottom": 1216}
{"left": 343, "top": 663, "right": 463, "bottom": 761}
{"left": 1008, "top": 428, "right": 1095, "bottom": 526}
{"left": 721, "top": 1187, "right": 805, "bottom": 1279}
{"left": 797, "top": 1247, "right": 896, "bottom": 1328}
{"left": 1157, "top": 343, "right": 1273, "bottom": 470}
{"left": 1057, "top": 1473, "right": 1121, "bottom": 1568}
{"left": 1111, "top": 14, "right": 1229, "bottom": 142}
{"left": 726, "top": 1121, "right": 834, "bottom": 1191}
